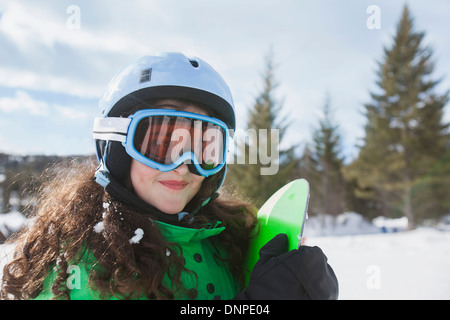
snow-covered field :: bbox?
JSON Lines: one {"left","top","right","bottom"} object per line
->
{"left": 1, "top": 211, "right": 450, "bottom": 300}
{"left": 304, "top": 212, "right": 450, "bottom": 300}
{"left": 306, "top": 228, "right": 450, "bottom": 299}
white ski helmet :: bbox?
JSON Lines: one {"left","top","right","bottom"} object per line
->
{"left": 94, "top": 52, "right": 235, "bottom": 187}
{"left": 99, "top": 52, "right": 235, "bottom": 127}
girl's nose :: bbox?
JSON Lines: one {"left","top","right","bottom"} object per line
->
{"left": 173, "top": 163, "right": 189, "bottom": 175}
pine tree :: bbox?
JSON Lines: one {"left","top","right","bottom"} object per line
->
{"left": 344, "top": 5, "right": 450, "bottom": 228}
{"left": 312, "top": 95, "right": 346, "bottom": 215}
{"left": 298, "top": 94, "right": 345, "bottom": 216}
{"left": 226, "top": 49, "right": 297, "bottom": 207}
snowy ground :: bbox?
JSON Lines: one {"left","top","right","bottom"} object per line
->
{"left": 304, "top": 212, "right": 450, "bottom": 300}
{"left": 306, "top": 228, "right": 450, "bottom": 299}
{"left": 1, "top": 211, "right": 450, "bottom": 300}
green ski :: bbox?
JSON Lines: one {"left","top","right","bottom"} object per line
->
{"left": 244, "top": 179, "right": 310, "bottom": 285}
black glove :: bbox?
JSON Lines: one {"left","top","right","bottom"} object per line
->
{"left": 235, "top": 233, "right": 339, "bottom": 300}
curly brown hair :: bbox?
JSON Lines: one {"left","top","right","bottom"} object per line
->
{"left": 0, "top": 159, "right": 257, "bottom": 300}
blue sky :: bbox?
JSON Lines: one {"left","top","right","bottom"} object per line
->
{"left": 0, "top": 0, "right": 449, "bottom": 161}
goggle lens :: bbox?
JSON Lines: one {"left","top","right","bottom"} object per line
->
{"left": 133, "top": 115, "right": 226, "bottom": 170}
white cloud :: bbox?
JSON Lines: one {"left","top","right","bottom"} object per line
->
{"left": 0, "top": 90, "right": 48, "bottom": 115}
{"left": 0, "top": 2, "right": 150, "bottom": 99}
{"left": 0, "top": 2, "right": 148, "bottom": 54}
{"left": 0, "top": 90, "right": 89, "bottom": 120}
{"left": 0, "top": 66, "right": 102, "bottom": 99}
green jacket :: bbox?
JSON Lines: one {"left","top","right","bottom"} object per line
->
{"left": 35, "top": 220, "right": 238, "bottom": 300}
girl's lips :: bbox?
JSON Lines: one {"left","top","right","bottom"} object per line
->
{"left": 159, "top": 180, "right": 189, "bottom": 190}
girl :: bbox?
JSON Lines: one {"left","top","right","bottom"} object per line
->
{"left": 1, "top": 52, "right": 338, "bottom": 300}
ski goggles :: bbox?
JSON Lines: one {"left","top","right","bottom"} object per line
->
{"left": 93, "top": 109, "right": 229, "bottom": 177}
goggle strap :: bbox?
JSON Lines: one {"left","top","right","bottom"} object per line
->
{"left": 93, "top": 117, "right": 131, "bottom": 142}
